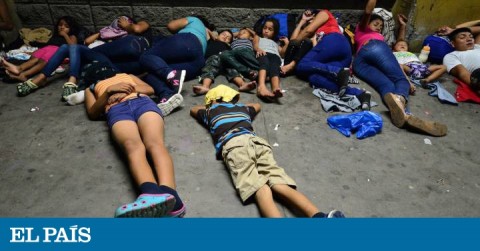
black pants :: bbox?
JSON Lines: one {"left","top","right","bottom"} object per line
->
{"left": 283, "top": 39, "right": 313, "bottom": 66}
{"left": 258, "top": 53, "right": 281, "bottom": 78}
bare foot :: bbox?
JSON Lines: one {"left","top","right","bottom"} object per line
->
{"left": 1, "top": 58, "right": 21, "bottom": 75}
{"left": 5, "top": 70, "right": 27, "bottom": 82}
{"left": 238, "top": 81, "right": 256, "bottom": 92}
{"left": 192, "top": 85, "right": 210, "bottom": 95}
{"left": 273, "top": 89, "right": 283, "bottom": 98}
{"left": 257, "top": 85, "right": 275, "bottom": 98}
{"left": 280, "top": 64, "right": 294, "bottom": 76}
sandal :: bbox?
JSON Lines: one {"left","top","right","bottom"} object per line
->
{"left": 62, "top": 82, "right": 78, "bottom": 101}
{"left": 166, "top": 203, "right": 186, "bottom": 218}
{"left": 17, "top": 79, "right": 38, "bottom": 97}
{"left": 114, "top": 193, "right": 176, "bottom": 218}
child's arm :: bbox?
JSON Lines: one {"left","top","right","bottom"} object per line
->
{"left": 130, "top": 75, "right": 155, "bottom": 95}
{"left": 84, "top": 32, "right": 100, "bottom": 45}
{"left": 119, "top": 18, "right": 150, "bottom": 34}
{"left": 359, "top": 0, "right": 377, "bottom": 31}
{"left": 245, "top": 28, "right": 256, "bottom": 36}
{"left": 295, "top": 10, "right": 329, "bottom": 41}
{"left": 253, "top": 35, "right": 266, "bottom": 57}
{"left": 167, "top": 17, "right": 189, "bottom": 33}
{"left": 190, "top": 105, "right": 206, "bottom": 117}
{"left": 85, "top": 82, "right": 136, "bottom": 120}
{"left": 245, "top": 103, "right": 261, "bottom": 113}
{"left": 59, "top": 29, "right": 77, "bottom": 45}
{"left": 397, "top": 14, "right": 407, "bottom": 42}
{"left": 450, "top": 65, "right": 472, "bottom": 85}
{"left": 456, "top": 20, "right": 480, "bottom": 29}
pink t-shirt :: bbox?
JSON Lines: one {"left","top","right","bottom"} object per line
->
{"left": 354, "top": 25, "right": 384, "bottom": 54}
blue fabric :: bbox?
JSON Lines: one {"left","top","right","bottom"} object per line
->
{"left": 427, "top": 82, "right": 458, "bottom": 105}
{"left": 296, "top": 33, "right": 363, "bottom": 96}
{"left": 353, "top": 40, "right": 410, "bottom": 101}
{"left": 327, "top": 111, "right": 383, "bottom": 139}
{"left": 178, "top": 16, "right": 207, "bottom": 54}
{"left": 106, "top": 96, "right": 163, "bottom": 128}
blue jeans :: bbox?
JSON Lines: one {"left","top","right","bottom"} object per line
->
{"left": 93, "top": 35, "right": 150, "bottom": 75}
{"left": 140, "top": 33, "right": 204, "bottom": 83}
{"left": 41, "top": 44, "right": 115, "bottom": 79}
{"left": 296, "top": 33, "right": 362, "bottom": 96}
{"left": 353, "top": 40, "right": 410, "bottom": 100}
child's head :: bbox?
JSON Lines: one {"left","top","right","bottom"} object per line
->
{"left": 262, "top": 18, "right": 279, "bottom": 40}
{"left": 393, "top": 39, "right": 409, "bottom": 52}
{"left": 448, "top": 27, "right": 475, "bottom": 51}
{"left": 217, "top": 30, "right": 233, "bottom": 43}
{"left": 84, "top": 62, "right": 118, "bottom": 87}
{"left": 237, "top": 28, "right": 253, "bottom": 40}
{"left": 368, "top": 14, "right": 384, "bottom": 34}
{"left": 205, "top": 84, "right": 240, "bottom": 107}
{"left": 56, "top": 16, "right": 79, "bottom": 36}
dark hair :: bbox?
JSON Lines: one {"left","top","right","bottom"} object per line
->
{"left": 262, "top": 18, "right": 279, "bottom": 40}
{"left": 394, "top": 39, "right": 409, "bottom": 47}
{"left": 218, "top": 29, "right": 234, "bottom": 42}
{"left": 84, "top": 62, "right": 118, "bottom": 88}
{"left": 369, "top": 14, "right": 384, "bottom": 32}
{"left": 55, "top": 16, "right": 79, "bottom": 36}
{"left": 448, "top": 27, "right": 472, "bottom": 41}
{"left": 194, "top": 15, "right": 216, "bottom": 31}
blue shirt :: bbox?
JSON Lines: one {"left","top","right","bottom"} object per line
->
{"left": 178, "top": 16, "right": 207, "bottom": 54}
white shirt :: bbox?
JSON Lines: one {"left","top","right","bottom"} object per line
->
{"left": 443, "top": 44, "right": 480, "bottom": 73}
{"left": 258, "top": 37, "right": 280, "bottom": 57}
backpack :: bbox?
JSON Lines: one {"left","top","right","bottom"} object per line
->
{"left": 343, "top": 23, "right": 356, "bottom": 54}
{"left": 253, "top": 13, "right": 298, "bottom": 40}
{"left": 422, "top": 34, "right": 455, "bottom": 64}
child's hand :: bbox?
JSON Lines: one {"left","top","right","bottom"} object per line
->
{"left": 437, "top": 26, "right": 453, "bottom": 35}
{"left": 397, "top": 14, "right": 408, "bottom": 26}
{"left": 256, "top": 49, "right": 266, "bottom": 57}
{"left": 118, "top": 16, "right": 131, "bottom": 30}
{"left": 107, "top": 93, "right": 128, "bottom": 104}
{"left": 58, "top": 30, "right": 68, "bottom": 37}
{"left": 107, "top": 82, "right": 135, "bottom": 95}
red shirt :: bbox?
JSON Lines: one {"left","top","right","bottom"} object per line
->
{"left": 315, "top": 10, "right": 341, "bottom": 35}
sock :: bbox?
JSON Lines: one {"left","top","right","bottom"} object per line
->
{"left": 312, "top": 212, "right": 327, "bottom": 218}
{"left": 166, "top": 70, "right": 176, "bottom": 80}
{"left": 139, "top": 182, "right": 162, "bottom": 194}
{"left": 66, "top": 90, "right": 85, "bottom": 106}
{"left": 159, "top": 185, "right": 184, "bottom": 211}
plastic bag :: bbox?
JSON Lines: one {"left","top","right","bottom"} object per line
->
{"left": 327, "top": 111, "right": 383, "bottom": 139}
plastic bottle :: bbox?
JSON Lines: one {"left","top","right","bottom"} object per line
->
{"left": 419, "top": 45, "right": 430, "bottom": 63}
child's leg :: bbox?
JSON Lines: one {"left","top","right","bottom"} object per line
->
{"left": 256, "top": 55, "right": 274, "bottom": 98}
{"left": 20, "top": 59, "right": 47, "bottom": 78}
{"left": 194, "top": 55, "right": 221, "bottom": 95}
{"left": 2, "top": 57, "right": 38, "bottom": 75}
{"left": 232, "top": 76, "right": 256, "bottom": 92}
{"left": 271, "top": 76, "right": 282, "bottom": 97}
{"left": 255, "top": 184, "right": 282, "bottom": 217}
{"left": 271, "top": 184, "right": 320, "bottom": 217}
{"left": 425, "top": 65, "right": 447, "bottom": 83}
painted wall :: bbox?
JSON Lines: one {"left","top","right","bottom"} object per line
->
{"left": 393, "top": 0, "right": 480, "bottom": 51}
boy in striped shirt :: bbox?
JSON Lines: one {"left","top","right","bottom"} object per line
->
{"left": 190, "top": 84, "right": 343, "bottom": 218}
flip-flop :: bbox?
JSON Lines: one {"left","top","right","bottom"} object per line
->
{"left": 115, "top": 193, "right": 176, "bottom": 218}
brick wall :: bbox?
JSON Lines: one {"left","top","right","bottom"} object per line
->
{"left": 14, "top": 0, "right": 395, "bottom": 36}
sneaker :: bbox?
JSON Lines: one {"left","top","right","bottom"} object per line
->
{"left": 157, "top": 93, "right": 183, "bottom": 116}
{"left": 384, "top": 93, "right": 407, "bottom": 128}
{"left": 327, "top": 210, "right": 345, "bottom": 218}
{"left": 17, "top": 79, "right": 38, "bottom": 97}
{"left": 114, "top": 193, "right": 176, "bottom": 218}
{"left": 357, "top": 91, "right": 371, "bottom": 111}
{"left": 405, "top": 116, "right": 448, "bottom": 137}
{"left": 166, "top": 203, "right": 186, "bottom": 218}
{"left": 55, "top": 65, "right": 66, "bottom": 74}
{"left": 166, "top": 70, "right": 186, "bottom": 94}
{"left": 62, "top": 82, "right": 78, "bottom": 101}
{"left": 348, "top": 75, "right": 360, "bottom": 85}
{"left": 337, "top": 68, "right": 350, "bottom": 97}
{"left": 65, "top": 90, "right": 85, "bottom": 105}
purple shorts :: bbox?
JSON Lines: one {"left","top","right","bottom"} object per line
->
{"left": 106, "top": 96, "right": 163, "bottom": 128}
{"left": 406, "top": 62, "right": 431, "bottom": 79}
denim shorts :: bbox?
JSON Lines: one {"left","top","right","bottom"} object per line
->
{"left": 106, "top": 96, "right": 163, "bottom": 128}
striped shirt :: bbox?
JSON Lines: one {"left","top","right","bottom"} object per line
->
{"left": 196, "top": 103, "right": 257, "bottom": 156}
{"left": 231, "top": 38, "right": 254, "bottom": 50}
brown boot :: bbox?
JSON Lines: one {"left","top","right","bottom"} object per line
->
{"left": 384, "top": 93, "right": 407, "bottom": 128}
{"left": 405, "top": 116, "right": 448, "bottom": 137}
